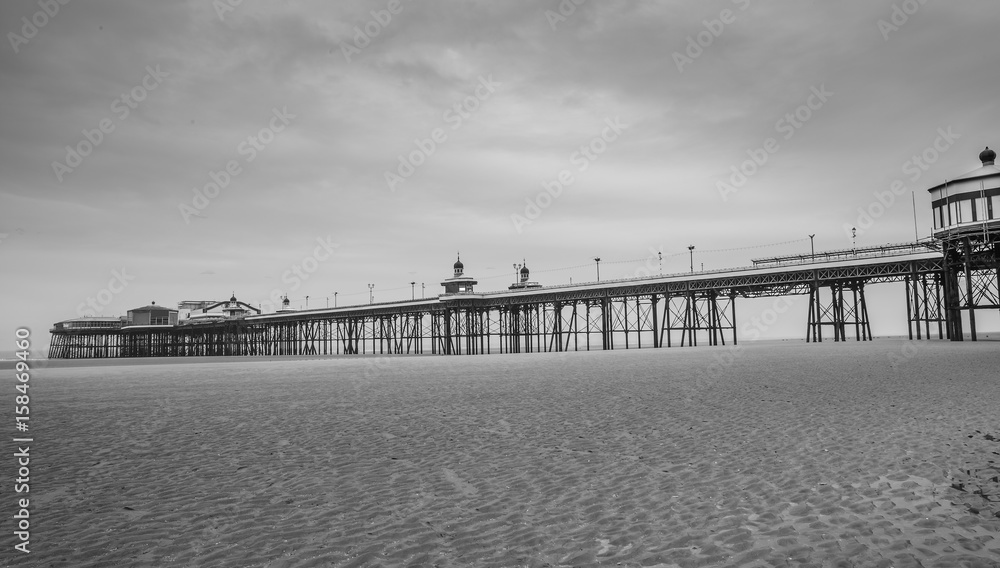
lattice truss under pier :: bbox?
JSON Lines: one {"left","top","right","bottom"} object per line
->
{"left": 806, "top": 281, "right": 872, "bottom": 343}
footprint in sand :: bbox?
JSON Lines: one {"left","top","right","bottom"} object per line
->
{"left": 596, "top": 538, "right": 612, "bottom": 555}
{"left": 596, "top": 539, "right": 632, "bottom": 557}
{"left": 441, "top": 468, "right": 478, "bottom": 497}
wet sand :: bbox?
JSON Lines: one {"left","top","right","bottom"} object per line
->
{"left": 16, "top": 340, "right": 1000, "bottom": 567}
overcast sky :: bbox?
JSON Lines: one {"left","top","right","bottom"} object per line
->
{"left": 2, "top": 0, "right": 999, "bottom": 350}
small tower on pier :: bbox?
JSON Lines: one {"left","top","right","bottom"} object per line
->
{"left": 220, "top": 293, "right": 259, "bottom": 319}
{"left": 927, "top": 147, "right": 1000, "bottom": 340}
{"left": 509, "top": 261, "right": 541, "bottom": 290}
{"left": 441, "top": 254, "right": 478, "bottom": 294}
{"left": 183, "top": 294, "right": 261, "bottom": 320}
{"left": 276, "top": 295, "right": 295, "bottom": 312}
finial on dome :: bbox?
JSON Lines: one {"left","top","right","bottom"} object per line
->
{"left": 980, "top": 146, "right": 996, "bottom": 166}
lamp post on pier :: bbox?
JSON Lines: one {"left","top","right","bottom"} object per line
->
{"left": 809, "top": 234, "right": 815, "bottom": 257}
{"left": 688, "top": 245, "right": 695, "bottom": 273}
{"left": 594, "top": 257, "right": 601, "bottom": 282}
{"left": 368, "top": 284, "right": 374, "bottom": 304}
{"left": 410, "top": 281, "right": 415, "bottom": 300}
{"left": 334, "top": 291, "right": 337, "bottom": 307}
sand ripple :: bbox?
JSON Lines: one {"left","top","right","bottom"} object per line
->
{"left": 21, "top": 341, "right": 1000, "bottom": 567}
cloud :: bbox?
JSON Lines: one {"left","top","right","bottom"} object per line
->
{"left": 2, "top": 0, "right": 999, "bottom": 343}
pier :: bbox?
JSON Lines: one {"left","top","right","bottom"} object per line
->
{"left": 49, "top": 149, "right": 1000, "bottom": 359}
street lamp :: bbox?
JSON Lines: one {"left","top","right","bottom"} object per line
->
{"left": 334, "top": 291, "right": 338, "bottom": 307}
{"left": 851, "top": 227, "right": 857, "bottom": 254}
{"left": 305, "top": 295, "right": 309, "bottom": 308}
{"left": 594, "top": 257, "right": 601, "bottom": 281}
{"left": 410, "top": 281, "right": 415, "bottom": 300}
{"left": 421, "top": 283, "right": 425, "bottom": 298}
{"left": 368, "top": 283, "right": 374, "bottom": 304}
{"left": 809, "top": 234, "right": 816, "bottom": 257}
{"left": 688, "top": 245, "right": 695, "bottom": 273}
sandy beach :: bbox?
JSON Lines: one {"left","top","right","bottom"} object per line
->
{"left": 11, "top": 340, "right": 1000, "bottom": 567}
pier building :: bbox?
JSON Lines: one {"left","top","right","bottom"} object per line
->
{"left": 441, "top": 255, "right": 478, "bottom": 294}
{"left": 125, "top": 303, "right": 178, "bottom": 327}
{"left": 927, "top": 147, "right": 1000, "bottom": 340}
